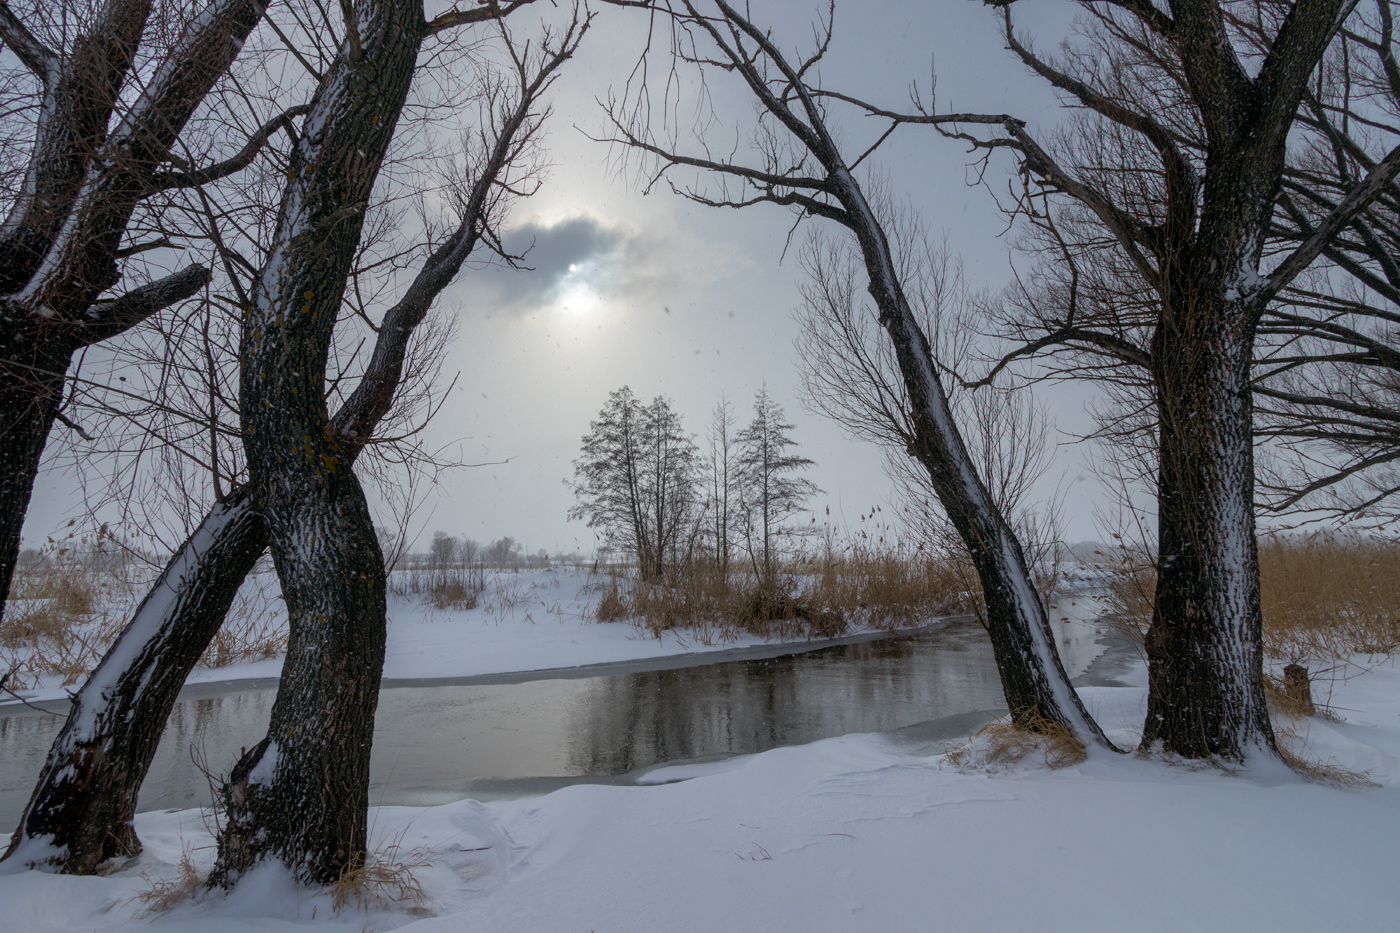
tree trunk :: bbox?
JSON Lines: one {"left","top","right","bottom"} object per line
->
{"left": 1142, "top": 292, "right": 1276, "bottom": 759}
{"left": 0, "top": 340, "right": 71, "bottom": 624}
{"left": 832, "top": 169, "right": 1111, "bottom": 747}
{"left": 2, "top": 493, "right": 266, "bottom": 873}
{"left": 2, "top": 4, "right": 564, "bottom": 871}
{"left": 208, "top": 0, "right": 421, "bottom": 887}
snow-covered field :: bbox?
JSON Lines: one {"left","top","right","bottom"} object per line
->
{"left": 3, "top": 568, "right": 1398, "bottom": 930}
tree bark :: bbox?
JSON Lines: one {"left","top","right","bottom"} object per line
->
{"left": 207, "top": 0, "right": 421, "bottom": 886}
{"left": 1142, "top": 271, "right": 1277, "bottom": 757}
{"left": 0, "top": 334, "right": 72, "bottom": 618}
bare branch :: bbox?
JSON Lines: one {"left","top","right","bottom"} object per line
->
{"left": 75, "top": 264, "right": 210, "bottom": 346}
{"left": 0, "top": 0, "right": 57, "bottom": 79}
{"left": 145, "top": 105, "right": 313, "bottom": 192}
{"left": 424, "top": 0, "right": 539, "bottom": 37}
{"left": 1260, "top": 141, "right": 1400, "bottom": 302}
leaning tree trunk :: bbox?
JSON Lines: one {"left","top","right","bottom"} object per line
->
{"left": 208, "top": 0, "right": 421, "bottom": 887}
{"left": 830, "top": 168, "right": 1111, "bottom": 748}
{"left": 649, "top": 4, "right": 1113, "bottom": 747}
{"left": 1, "top": 493, "right": 266, "bottom": 874}
{"left": 2, "top": 4, "right": 567, "bottom": 871}
{"left": 1141, "top": 286, "right": 1276, "bottom": 759}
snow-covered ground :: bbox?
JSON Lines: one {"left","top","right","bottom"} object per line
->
{"left": 2, "top": 654, "right": 1399, "bottom": 930}
{"left": 3, "top": 577, "right": 1399, "bottom": 930}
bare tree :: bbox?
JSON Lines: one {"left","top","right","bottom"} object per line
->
{"left": 601, "top": 0, "right": 1110, "bottom": 745}
{"left": 484, "top": 535, "right": 523, "bottom": 564}
{"left": 0, "top": 0, "right": 288, "bottom": 625}
{"left": 569, "top": 386, "right": 701, "bottom": 580}
{"left": 735, "top": 388, "right": 818, "bottom": 581}
{"left": 835, "top": 0, "right": 1400, "bottom": 758}
{"left": 3, "top": 0, "right": 580, "bottom": 876}
{"left": 703, "top": 393, "right": 740, "bottom": 577}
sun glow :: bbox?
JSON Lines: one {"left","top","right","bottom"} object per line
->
{"left": 557, "top": 263, "right": 603, "bottom": 316}
{"left": 558, "top": 281, "right": 601, "bottom": 315}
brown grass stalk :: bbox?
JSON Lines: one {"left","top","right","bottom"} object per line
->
{"left": 329, "top": 845, "right": 431, "bottom": 912}
{"left": 588, "top": 546, "right": 967, "bottom": 643}
{"left": 943, "top": 714, "right": 1088, "bottom": 771}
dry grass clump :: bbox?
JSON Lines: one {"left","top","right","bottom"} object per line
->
{"left": 590, "top": 547, "right": 965, "bottom": 642}
{"left": 390, "top": 562, "right": 485, "bottom": 610}
{"left": 799, "top": 545, "right": 968, "bottom": 629}
{"left": 1273, "top": 721, "right": 1378, "bottom": 788}
{"left": 330, "top": 846, "right": 431, "bottom": 913}
{"left": 943, "top": 714, "right": 1087, "bottom": 771}
{"left": 594, "top": 582, "right": 629, "bottom": 623}
{"left": 200, "top": 611, "right": 287, "bottom": 668}
{"left": 133, "top": 850, "right": 203, "bottom": 914}
{"left": 191, "top": 569, "right": 287, "bottom": 667}
{"left": 1101, "top": 559, "right": 1156, "bottom": 646}
{"left": 3, "top": 542, "right": 296, "bottom": 690}
{"left": 1259, "top": 533, "right": 1400, "bottom": 660}
{"left": 1, "top": 545, "right": 126, "bottom": 688}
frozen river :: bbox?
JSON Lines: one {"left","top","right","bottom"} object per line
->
{"left": 1, "top": 601, "right": 1131, "bottom": 831}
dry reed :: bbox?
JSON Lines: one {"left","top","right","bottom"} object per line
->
{"left": 389, "top": 561, "right": 485, "bottom": 610}
{"left": 1095, "top": 533, "right": 1400, "bottom": 665}
{"left": 1258, "top": 534, "right": 1400, "bottom": 661}
{"left": 589, "top": 547, "right": 966, "bottom": 643}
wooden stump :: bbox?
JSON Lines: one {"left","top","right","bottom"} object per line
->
{"left": 1282, "top": 664, "right": 1315, "bottom": 717}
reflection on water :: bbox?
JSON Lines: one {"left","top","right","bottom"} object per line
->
{"left": 1, "top": 609, "right": 1113, "bottom": 830}
{"left": 567, "top": 624, "right": 999, "bottom": 774}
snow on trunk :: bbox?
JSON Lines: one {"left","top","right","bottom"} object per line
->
{"left": 1143, "top": 280, "right": 1276, "bottom": 760}
{"left": 209, "top": 0, "right": 423, "bottom": 887}
{"left": 1, "top": 494, "right": 266, "bottom": 874}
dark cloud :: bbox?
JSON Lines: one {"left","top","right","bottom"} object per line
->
{"left": 477, "top": 216, "right": 622, "bottom": 310}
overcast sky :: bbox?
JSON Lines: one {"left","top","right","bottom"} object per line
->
{"left": 24, "top": 0, "right": 1119, "bottom": 557}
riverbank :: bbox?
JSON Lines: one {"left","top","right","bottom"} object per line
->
{"left": 2, "top": 649, "right": 1398, "bottom": 931}
{"left": 3, "top": 566, "right": 966, "bottom": 709}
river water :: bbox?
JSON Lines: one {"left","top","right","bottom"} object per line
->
{"left": 1, "top": 602, "right": 1129, "bottom": 831}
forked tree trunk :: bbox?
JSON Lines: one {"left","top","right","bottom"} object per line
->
{"left": 207, "top": 0, "right": 421, "bottom": 886}
{"left": 2, "top": 5, "right": 570, "bottom": 872}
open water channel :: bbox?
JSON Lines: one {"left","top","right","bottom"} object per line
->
{"left": 0, "top": 602, "right": 1134, "bottom": 831}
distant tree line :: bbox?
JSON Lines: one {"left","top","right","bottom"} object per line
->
{"left": 424, "top": 531, "right": 550, "bottom": 568}
{"left": 569, "top": 386, "right": 818, "bottom": 582}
